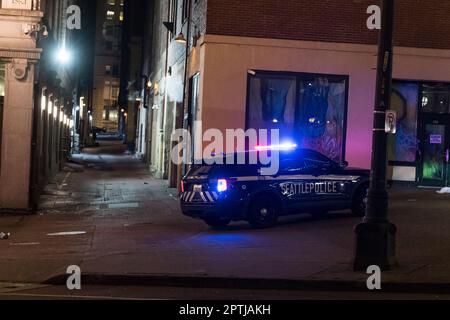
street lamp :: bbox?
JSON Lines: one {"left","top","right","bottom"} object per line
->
{"left": 353, "top": 0, "right": 398, "bottom": 271}
{"left": 56, "top": 48, "right": 71, "bottom": 65}
{"left": 175, "top": 32, "right": 187, "bottom": 44}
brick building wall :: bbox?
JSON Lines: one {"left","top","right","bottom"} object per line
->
{"left": 205, "top": 0, "right": 450, "bottom": 50}
{"left": 192, "top": 0, "right": 207, "bottom": 37}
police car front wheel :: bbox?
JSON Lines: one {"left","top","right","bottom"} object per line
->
{"left": 247, "top": 194, "right": 281, "bottom": 229}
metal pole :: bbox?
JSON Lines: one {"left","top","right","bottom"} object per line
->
{"left": 353, "top": 0, "right": 398, "bottom": 271}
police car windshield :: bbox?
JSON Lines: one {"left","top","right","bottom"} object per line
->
{"left": 189, "top": 149, "right": 337, "bottom": 176}
{"left": 303, "top": 151, "right": 338, "bottom": 167}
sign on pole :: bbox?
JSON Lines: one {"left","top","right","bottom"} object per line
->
{"left": 385, "top": 110, "right": 397, "bottom": 134}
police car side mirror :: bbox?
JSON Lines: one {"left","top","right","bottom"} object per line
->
{"left": 341, "top": 161, "right": 349, "bottom": 168}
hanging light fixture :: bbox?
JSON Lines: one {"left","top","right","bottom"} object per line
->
{"left": 175, "top": 32, "right": 187, "bottom": 44}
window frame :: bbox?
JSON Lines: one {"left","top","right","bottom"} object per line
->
{"left": 170, "top": 0, "right": 178, "bottom": 38}
{"left": 182, "top": 0, "right": 189, "bottom": 22}
{"left": 245, "top": 70, "right": 350, "bottom": 163}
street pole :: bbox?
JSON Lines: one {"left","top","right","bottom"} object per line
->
{"left": 353, "top": 0, "right": 398, "bottom": 271}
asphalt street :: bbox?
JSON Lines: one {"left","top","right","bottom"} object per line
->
{"left": 1, "top": 141, "right": 450, "bottom": 299}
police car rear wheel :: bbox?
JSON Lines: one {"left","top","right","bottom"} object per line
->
{"left": 204, "top": 218, "right": 231, "bottom": 228}
{"left": 248, "top": 195, "right": 280, "bottom": 229}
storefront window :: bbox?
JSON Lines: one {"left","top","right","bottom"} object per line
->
{"left": 388, "top": 82, "right": 419, "bottom": 163}
{"left": 247, "top": 74, "right": 296, "bottom": 138}
{"left": 247, "top": 72, "right": 348, "bottom": 162}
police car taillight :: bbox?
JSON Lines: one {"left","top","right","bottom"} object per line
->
{"left": 217, "top": 179, "right": 228, "bottom": 192}
{"left": 181, "top": 181, "right": 185, "bottom": 193}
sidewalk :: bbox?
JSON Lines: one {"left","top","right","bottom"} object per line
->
{"left": 1, "top": 143, "right": 450, "bottom": 294}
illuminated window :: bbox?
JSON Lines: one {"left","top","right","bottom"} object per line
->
{"left": 80, "top": 97, "right": 85, "bottom": 119}
{"left": 103, "top": 106, "right": 118, "bottom": 121}
{"left": 48, "top": 100, "right": 53, "bottom": 115}
{"left": 103, "top": 80, "right": 119, "bottom": 122}
{"left": 106, "top": 10, "right": 115, "bottom": 20}
{"left": 41, "top": 94, "right": 46, "bottom": 111}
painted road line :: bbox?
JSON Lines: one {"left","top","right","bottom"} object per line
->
{"left": 47, "top": 231, "right": 87, "bottom": 236}
{"left": 9, "top": 242, "right": 40, "bottom": 246}
{"left": 108, "top": 202, "right": 139, "bottom": 209}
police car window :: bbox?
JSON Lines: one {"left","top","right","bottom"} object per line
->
{"left": 189, "top": 165, "right": 213, "bottom": 176}
{"left": 281, "top": 158, "right": 307, "bottom": 173}
{"left": 220, "top": 164, "right": 259, "bottom": 177}
{"left": 303, "top": 152, "right": 336, "bottom": 168}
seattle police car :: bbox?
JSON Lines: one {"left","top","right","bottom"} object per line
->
{"left": 180, "top": 147, "right": 370, "bottom": 229}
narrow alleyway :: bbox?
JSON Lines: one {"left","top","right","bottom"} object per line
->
{"left": 39, "top": 141, "right": 178, "bottom": 217}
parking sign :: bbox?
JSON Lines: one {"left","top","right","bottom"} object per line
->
{"left": 385, "top": 110, "right": 397, "bottom": 134}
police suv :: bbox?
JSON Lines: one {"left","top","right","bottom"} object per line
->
{"left": 180, "top": 148, "right": 370, "bottom": 229}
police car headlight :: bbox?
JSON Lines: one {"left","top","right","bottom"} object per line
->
{"left": 217, "top": 179, "right": 228, "bottom": 193}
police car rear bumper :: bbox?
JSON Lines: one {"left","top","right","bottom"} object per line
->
{"left": 181, "top": 202, "right": 244, "bottom": 220}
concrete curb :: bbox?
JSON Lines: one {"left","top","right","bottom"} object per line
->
{"left": 0, "top": 209, "right": 33, "bottom": 216}
{"left": 44, "top": 273, "right": 450, "bottom": 294}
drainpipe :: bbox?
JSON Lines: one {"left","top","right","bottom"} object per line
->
{"left": 174, "top": 0, "right": 192, "bottom": 190}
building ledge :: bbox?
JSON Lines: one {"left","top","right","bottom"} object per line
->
{"left": 0, "top": 8, "right": 43, "bottom": 18}
{"left": 202, "top": 34, "right": 450, "bottom": 58}
{"left": 0, "top": 46, "right": 42, "bottom": 60}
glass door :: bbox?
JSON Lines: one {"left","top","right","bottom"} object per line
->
{"left": 418, "top": 117, "right": 449, "bottom": 187}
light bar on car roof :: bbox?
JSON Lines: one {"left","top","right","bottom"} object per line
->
{"left": 255, "top": 143, "right": 298, "bottom": 151}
